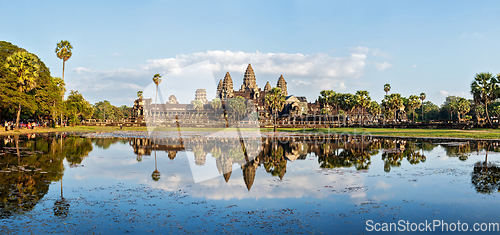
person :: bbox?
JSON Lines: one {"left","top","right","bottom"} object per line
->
{"left": 120, "top": 123, "right": 123, "bottom": 130}
{"left": 27, "top": 122, "right": 31, "bottom": 130}
{"left": 4, "top": 121, "right": 7, "bottom": 131}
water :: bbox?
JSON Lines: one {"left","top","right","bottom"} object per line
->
{"left": 1, "top": 132, "right": 500, "bottom": 234}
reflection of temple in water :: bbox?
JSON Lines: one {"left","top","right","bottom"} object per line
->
{"left": 126, "top": 134, "right": 500, "bottom": 190}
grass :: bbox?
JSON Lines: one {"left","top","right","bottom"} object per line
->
{"left": 270, "top": 127, "right": 500, "bottom": 139}
{"left": 1, "top": 125, "right": 499, "bottom": 139}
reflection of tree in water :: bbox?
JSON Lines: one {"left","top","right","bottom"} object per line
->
{"left": 193, "top": 144, "right": 206, "bottom": 166}
{"left": 0, "top": 136, "right": 65, "bottom": 218}
{"left": 442, "top": 143, "right": 471, "bottom": 161}
{"left": 263, "top": 145, "right": 287, "bottom": 180}
{"left": 471, "top": 162, "right": 500, "bottom": 194}
{"left": 382, "top": 151, "right": 403, "bottom": 173}
{"left": 316, "top": 140, "right": 381, "bottom": 171}
{"left": 93, "top": 138, "right": 123, "bottom": 149}
{"left": 403, "top": 142, "right": 426, "bottom": 165}
{"left": 64, "top": 137, "right": 93, "bottom": 166}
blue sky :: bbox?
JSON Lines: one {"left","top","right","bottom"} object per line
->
{"left": 2, "top": 0, "right": 500, "bottom": 106}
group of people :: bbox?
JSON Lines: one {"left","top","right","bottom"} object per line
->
{"left": 3, "top": 121, "right": 45, "bottom": 131}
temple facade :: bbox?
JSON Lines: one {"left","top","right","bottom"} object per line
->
{"left": 129, "top": 63, "right": 313, "bottom": 125}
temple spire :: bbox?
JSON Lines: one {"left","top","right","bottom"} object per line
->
{"left": 277, "top": 75, "right": 287, "bottom": 96}
{"left": 240, "top": 63, "right": 258, "bottom": 92}
{"left": 264, "top": 81, "right": 272, "bottom": 92}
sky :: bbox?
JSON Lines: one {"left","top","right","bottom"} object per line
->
{"left": 2, "top": 0, "right": 500, "bottom": 106}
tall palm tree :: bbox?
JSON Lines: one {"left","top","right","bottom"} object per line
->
{"left": 55, "top": 40, "right": 72, "bottom": 83}
{"left": 265, "top": 87, "right": 286, "bottom": 132}
{"left": 419, "top": 92, "right": 426, "bottom": 122}
{"left": 137, "top": 90, "right": 143, "bottom": 99}
{"left": 152, "top": 74, "right": 162, "bottom": 124}
{"left": 4, "top": 51, "right": 40, "bottom": 130}
{"left": 407, "top": 95, "right": 421, "bottom": 122}
{"left": 355, "top": 90, "right": 371, "bottom": 125}
{"left": 384, "top": 83, "right": 391, "bottom": 95}
{"left": 470, "top": 72, "right": 499, "bottom": 127}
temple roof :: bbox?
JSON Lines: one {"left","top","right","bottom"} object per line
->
{"left": 264, "top": 81, "right": 272, "bottom": 92}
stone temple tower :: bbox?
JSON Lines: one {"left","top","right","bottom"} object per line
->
{"left": 193, "top": 89, "right": 208, "bottom": 104}
{"left": 217, "top": 72, "right": 234, "bottom": 99}
{"left": 264, "top": 81, "right": 272, "bottom": 92}
{"left": 277, "top": 75, "right": 287, "bottom": 96}
{"left": 240, "top": 64, "right": 259, "bottom": 92}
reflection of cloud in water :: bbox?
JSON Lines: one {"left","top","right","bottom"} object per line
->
{"left": 375, "top": 180, "right": 391, "bottom": 190}
{"left": 147, "top": 168, "right": 366, "bottom": 201}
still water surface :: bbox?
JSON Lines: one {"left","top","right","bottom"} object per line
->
{"left": 1, "top": 132, "right": 500, "bottom": 234}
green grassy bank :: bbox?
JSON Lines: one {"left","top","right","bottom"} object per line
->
{"left": 1, "top": 126, "right": 500, "bottom": 140}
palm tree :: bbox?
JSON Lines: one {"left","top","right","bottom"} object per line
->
{"left": 355, "top": 90, "right": 371, "bottom": 125}
{"left": 55, "top": 40, "right": 73, "bottom": 83}
{"left": 152, "top": 74, "right": 162, "bottom": 124}
{"left": 384, "top": 83, "right": 391, "bottom": 95}
{"left": 4, "top": 51, "right": 40, "bottom": 130}
{"left": 470, "top": 72, "right": 499, "bottom": 127}
{"left": 368, "top": 100, "right": 381, "bottom": 122}
{"left": 407, "top": 95, "right": 421, "bottom": 122}
{"left": 456, "top": 98, "right": 471, "bottom": 121}
{"left": 193, "top": 100, "right": 203, "bottom": 117}
{"left": 211, "top": 98, "right": 222, "bottom": 120}
{"left": 419, "top": 92, "right": 426, "bottom": 122}
{"left": 137, "top": 90, "right": 143, "bottom": 99}
{"left": 265, "top": 87, "right": 286, "bottom": 132}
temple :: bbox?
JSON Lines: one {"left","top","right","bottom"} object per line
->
{"left": 124, "top": 63, "right": 401, "bottom": 128}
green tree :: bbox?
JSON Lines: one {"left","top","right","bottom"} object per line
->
{"left": 470, "top": 72, "right": 500, "bottom": 127}
{"left": 137, "top": 90, "right": 143, "bottom": 99}
{"left": 419, "top": 92, "right": 426, "bottom": 121}
{"left": 211, "top": 98, "right": 221, "bottom": 118}
{"left": 407, "top": 95, "right": 421, "bottom": 122}
{"left": 475, "top": 105, "right": 485, "bottom": 121}
{"left": 55, "top": 40, "right": 73, "bottom": 83}
{"left": 265, "top": 87, "right": 285, "bottom": 132}
{"left": 384, "top": 83, "right": 391, "bottom": 95}
{"left": 456, "top": 98, "right": 471, "bottom": 121}
{"left": 193, "top": 100, "right": 203, "bottom": 116}
{"left": 228, "top": 96, "right": 247, "bottom": 121}
{"left": 382, "top": 93, "right": 404, "bottom": 122}
{"left": 368, "top": 100, "right": 381, "bottom": 121}
{"left": 355, "top": 90, "right": 371, "bottom": 125}
{"left": 65, "top": 90, "right": 93, "bottom": 125}
{"left": 4, "top": 51, "right": 40, "bottom": 130}
{"left": 93, "top": 100, "right": 114, "bottom": 120}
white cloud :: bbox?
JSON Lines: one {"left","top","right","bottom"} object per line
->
{"left": 143, "top": 50, "right": 367, "bottom": 80}
{"left": 461, "top": 32, "right": 484, "bottom": 38}
{"left": 371, "top": 49, "right": 392, "bottom": 58}
{"left": 353, "top": 46, "right": 370, "bottom": 54}
{"left": 68, "top": 50, "right": 377, "bottom": 105}
{"left": 112, "top": 52, "right": 123, "bottom": 56}
{"left": 292, "top": 79, "right": 311, "bottom": 85}
{"left": 72, "top": 67, "right": 91, "bottom": 74}
{"left": 412, "top": 65, "right": 417, "bottom": 68}
{"left": 439, "top": 90, "right": 449, "bottom": 96}
{"left": 373, "top": 61, "right": 392, "bottom": 71}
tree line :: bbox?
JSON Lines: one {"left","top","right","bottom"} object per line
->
{"left": 0, "top": 41, "right": 133, "bottom": 128}
{"left": 317, "top": 74, "right": 500, "bottom": 127}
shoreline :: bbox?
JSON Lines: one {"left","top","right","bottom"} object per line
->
{"left": 1, "top": 126, "right": 499, "bottom": 141}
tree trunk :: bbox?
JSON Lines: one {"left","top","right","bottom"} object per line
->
{"left": 16, "top": 103, "right": 21, "bottom": 130}
{"left": 273, "top": 109, "right": 277, "bottom": 132}
{"left": 485, "top": 103, "right": 493, "bottom": 127}
{"left": 421, "top": 106, "right": 424, "bottom": 122}
{"left": 62, "top": 60, "right": 65, "bottom": 82}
